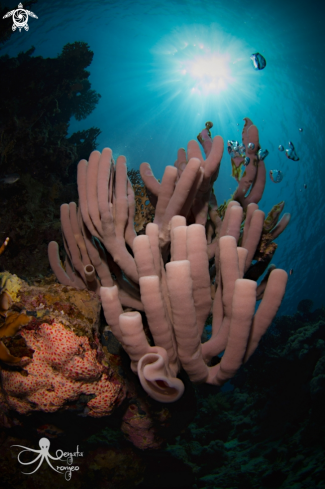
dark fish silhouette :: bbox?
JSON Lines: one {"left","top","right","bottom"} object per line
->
{"left": 269, "top": 170, "right": 283, "bottom": 183}
{"left": 227, "top": 140, "right": 240, "bottom": 154}
{"left": 0, "top": 173, "right": 20, "bottom": 184}
{"left": 250, "top": 52, "right": 266, "bottom": 70}
{"left": 258, "top": 148, "right": 269, "bottom": 160}
{"left": 285, "top": 141, "right": 299, "bottom": 161}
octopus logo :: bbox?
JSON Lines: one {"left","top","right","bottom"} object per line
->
{"left": 11, "top": 438, "right": 83, "bottom": 481}
{"left": 2, "top": 3, "right": 38, "bottom": 32}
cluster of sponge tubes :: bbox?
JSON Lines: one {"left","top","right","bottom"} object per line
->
{"left": 48, "top": 120, "right": 289, "bottom": 402}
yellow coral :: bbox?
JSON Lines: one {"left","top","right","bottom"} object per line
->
{"left": 0, "top": 312, "right": 30, "bottom": 339}
{"left": 0, "top": 272, "right": 22, "bottom": 302}
{"left": 231, "top": 158, "right": 245, "bottom": 182}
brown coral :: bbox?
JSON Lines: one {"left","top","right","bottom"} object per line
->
{"left": 0, "top": 312, "right": 31, "bottom": 365}
{"left": 128, "top": 169, "right": 155, "bottom": 233}
{"left": 0, "top": 237, "right": 9, "bottom": 255}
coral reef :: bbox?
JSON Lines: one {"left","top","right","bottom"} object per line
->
{"left": 1, "top": 112, "right": 320, "bottom": 487}
{"left": 0, "top": 273, "right": 180, "bottom": 451}
{"left": 48, "top": 119, "right": 290, "bottom": 405}
{"left": 1, "top": 322, "right": 123, "bottom": 417}
{"left": 0, "top": 274, "right": 126, "bottom": 424}
{"left": 0, "top": 37, "right": 101, "bottom": 279}
{"left": 0, "top": 118, "right": 292, "bottom": 460}
{"left": 0, "top": 41, "right": 101, "bottom": 178}
{"left": 2, "top": 294, "right": 323, "bottom": 489}
{"left": 162, "top": 305, "right": 325, "bottom": 489}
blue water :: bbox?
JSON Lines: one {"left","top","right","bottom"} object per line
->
{"left": 2, "top": 0, "right": 325, "bottom": 315}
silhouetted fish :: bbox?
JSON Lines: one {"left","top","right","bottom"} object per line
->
{"left": 0, "top": 173, "right": 19, "bottom": 184}
{"left": 269, "top": 170, "right": 283, "bottom": 183}
{"left": 285, "top": 141, "right": 299, "bottom": 161}
{"left": 258, "top": 148, "right": 269, "bottom": 160}
{"left": 250, "top": 53, "right": 266, "bottom": 70}
{"left": 227, "top": 140, "right": 240, "bottom": 154}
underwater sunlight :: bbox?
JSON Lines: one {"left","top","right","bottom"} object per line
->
{"left": 150, "top": 25, "right": 259, "bottom": 117}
